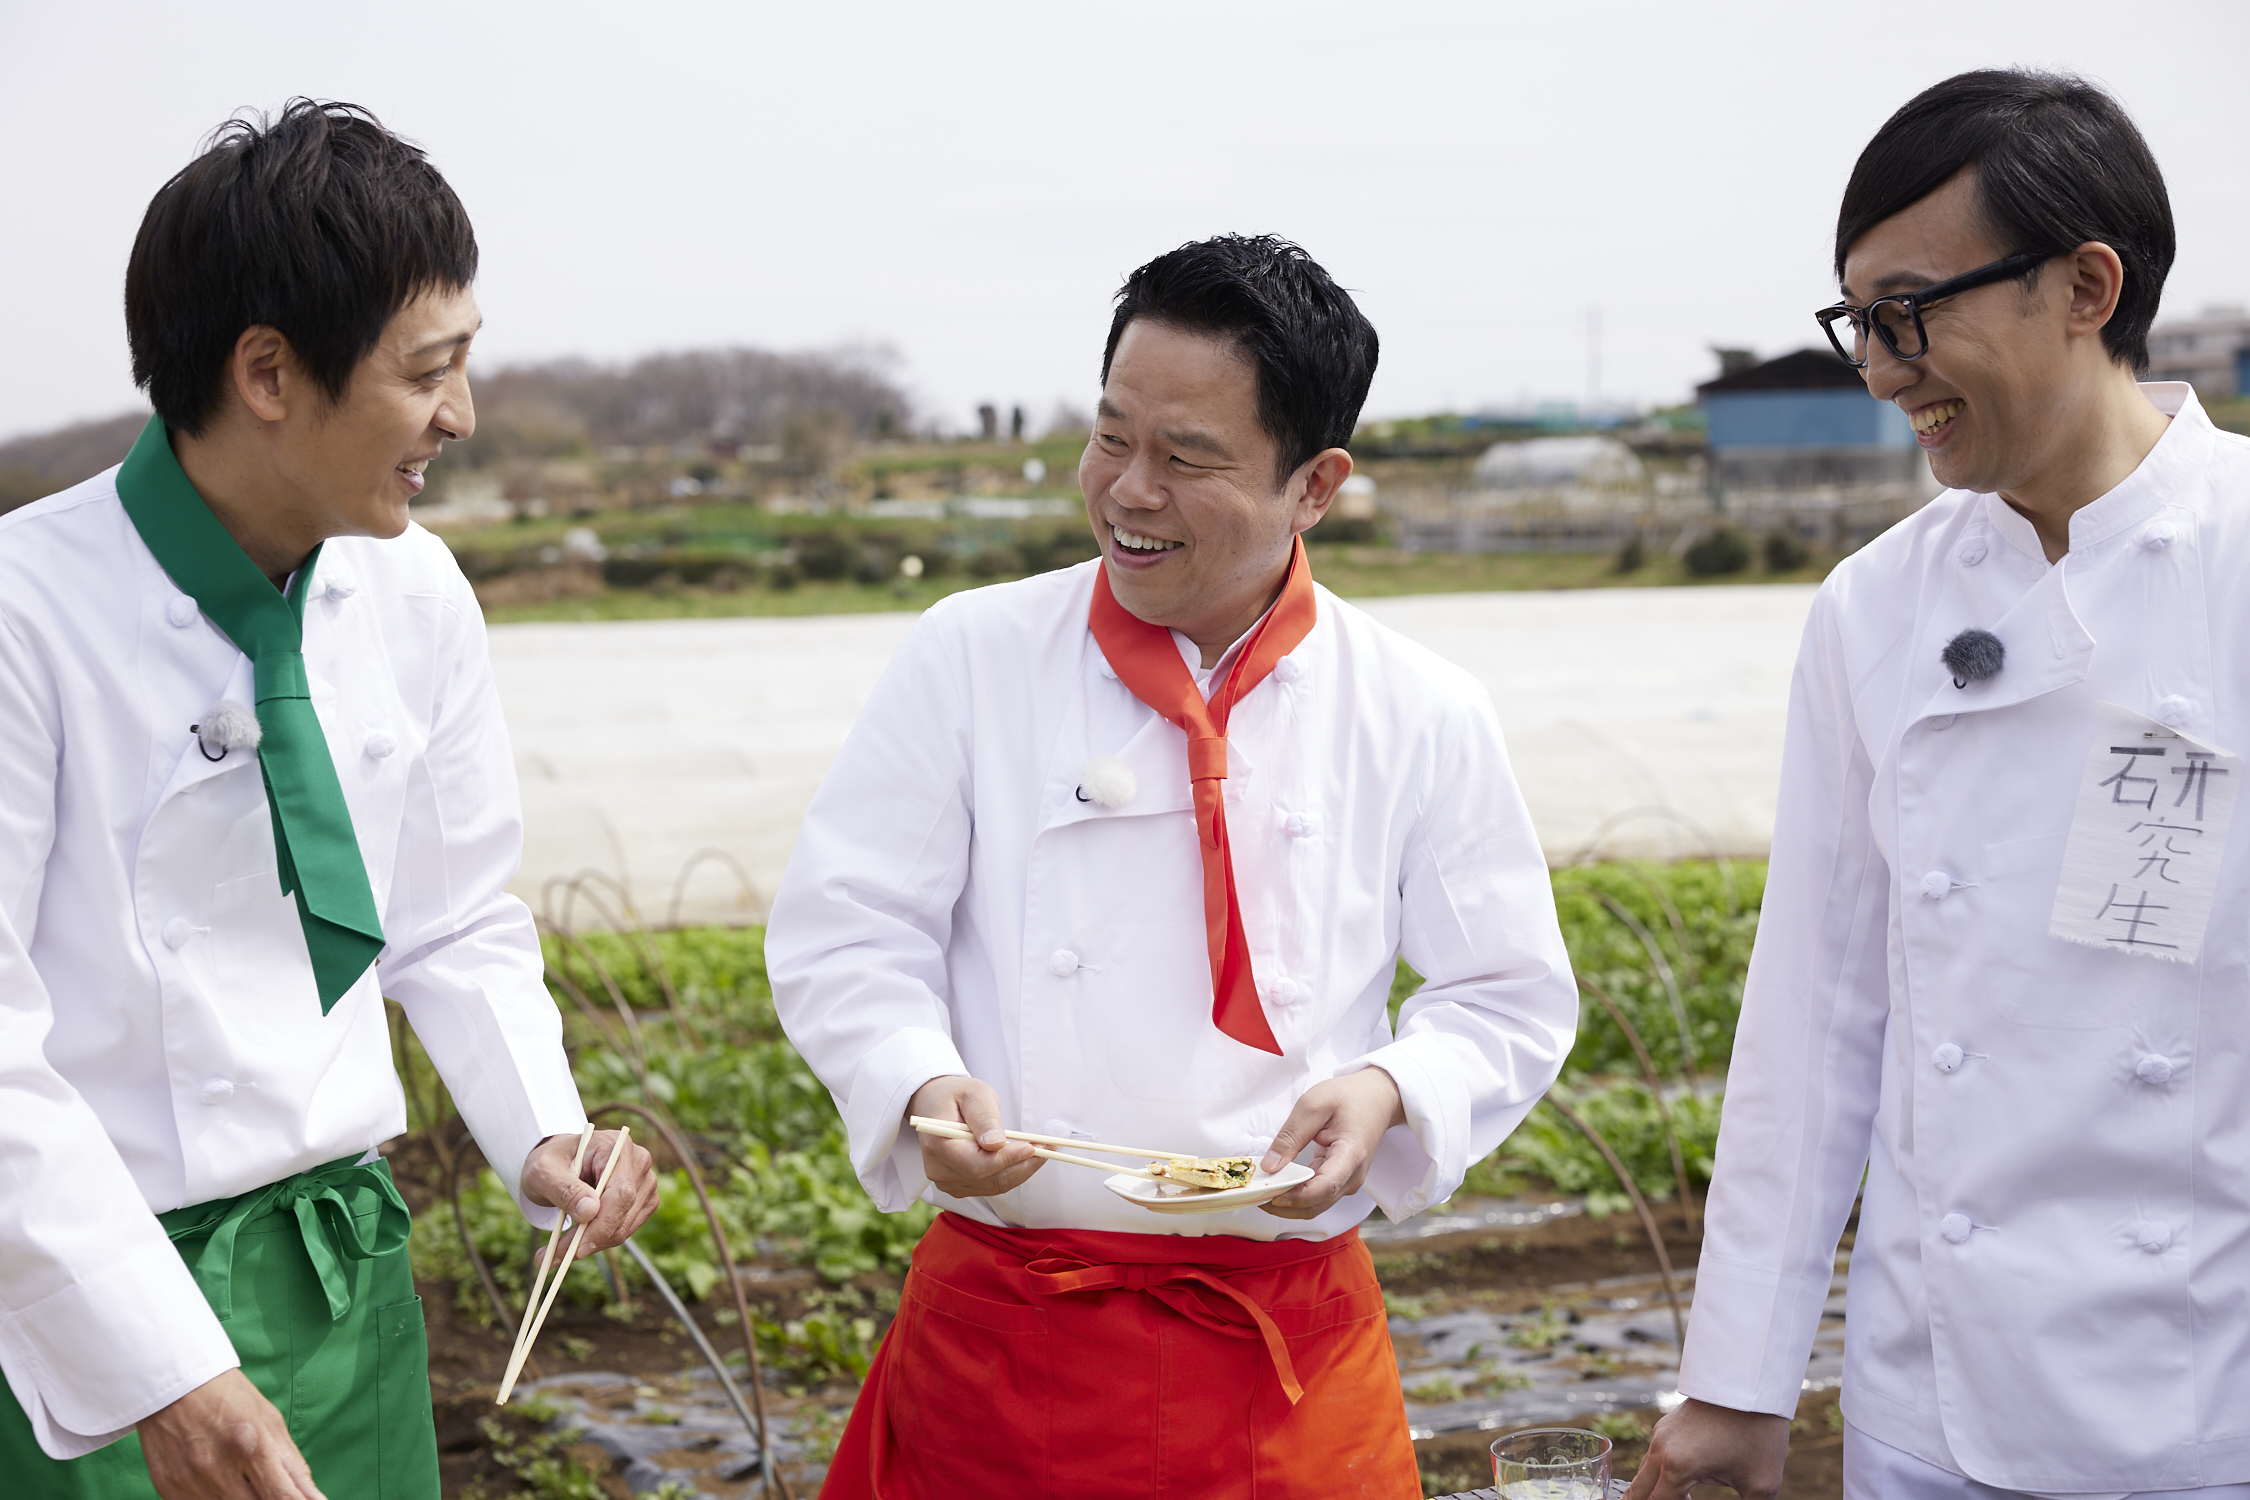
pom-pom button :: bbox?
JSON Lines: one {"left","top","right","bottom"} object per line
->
{"left": 162, "top": 917, "right": 194, "bottom": 949}
{"left": 198, "top": 1076, "right": 235, "bottom": 1105}
{"left": 1273, "top": 657, "right": 1304, "bottom": 684}
{"left": 2135, "top": 1221, "right": 2173, "bottom": 1254}
{"left": 324, "top": 577, "right": 357, "bottom": 600}
{"left": 1929, "top": 714, "right": 1957, "bottom": 732}
{"left": 1048, "top": 949, "right": 1080, "bottom": 977}
{"left": 1932, "top": 1043, "right": 1964, "bottom": 1073}
{"left": 1286, "top": 813, "right": 1315, "bottom": 838}
{"left": 166, "top": 595, "right": 199, "bottom": 628}
{"left": 1957, "top": 540, "right": 1988, "bottom": 567}
{"left": 2141, "top": 523, "right": 2177, "bottom": 551}
{"left": 1920, "top": 871, "right": 1954, "bottom": 901}
{"left": 1940, "top": 1213, "right": 1973, "bottom": 1245}
{"left": 2136, "top": 1053, "right": 2175, "bottom": 1085}
{"left": 2156, "top": 695, "right": 2193, "bottom": 728}
{"left": 364, "top": 731, "right": 397, "bottom": 760}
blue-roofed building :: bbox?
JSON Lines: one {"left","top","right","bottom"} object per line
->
{"left": 1697, "top": 348, "right": 1930, "bottom": 497}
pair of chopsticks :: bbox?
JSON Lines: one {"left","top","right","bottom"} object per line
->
{"left": 496, "top": 1124, "right": 630, "bottom": 1405}
{"left": 908, "top": 1116, "right": 1198, "bottom": 1180}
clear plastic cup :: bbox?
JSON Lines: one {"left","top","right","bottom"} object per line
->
{"left": 1491, "top": 1426, "right": 1612, "bottom": 1498}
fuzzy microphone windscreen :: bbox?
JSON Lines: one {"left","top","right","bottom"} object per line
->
{"left": 1942, "top": 628, "right": 2005, "bottom": 687}
{"left": 195, "top": 699, "right": 263, "bottom": 756}
{"left": 1077, "top": 755, "right": 1137, "bottom": 809}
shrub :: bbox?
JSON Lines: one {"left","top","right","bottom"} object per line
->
{"left": 1614, "top": 533, "right": 1646, "bottom": 573}
{"left": 1683, "top": 526, "right": 1750, "bottom": 577}
{"left": 1763, "top": 530, "right": 1810, "bottom": 572}
{"left": 1314, "top": 515, "right": 1381, "bottom": 545}
{"left": 795, "top": 530, "right": 853, "bottom": 581}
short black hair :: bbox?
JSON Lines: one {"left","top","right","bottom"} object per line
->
{"left": 125, "top": 99, "right": 478, "bottom": 436}
{"left": 1835, "top": 70, "right": 2173, "bottom": 372}
{"left": 1100, "top": 234, "right": 1379, "bottom": 481}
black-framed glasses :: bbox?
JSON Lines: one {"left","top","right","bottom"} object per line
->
{"left": 1815, "top": 252, "right": 2051, "bottom": 367}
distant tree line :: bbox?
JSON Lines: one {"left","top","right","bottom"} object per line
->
{"left": 463, "top": 346, "right": 914, "bottom": 469}
{"left": 0, "top": 411, "right": 148, "bottom": 516}
{"left": 0, "top": 345, "right": 914, "bottom": 515}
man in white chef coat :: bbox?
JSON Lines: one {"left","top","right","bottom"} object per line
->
{"left": 0, "top": 101, "right": 656, "bottom": 1499}
{"left": 768, "top": 234, "right": 1578, "bottom": 1499}
{"left": 1631, "top": 70, "right": 2250, "bottom": 1500}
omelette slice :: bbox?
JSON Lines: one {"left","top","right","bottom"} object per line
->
{"left": 1149, "top": 1156, "right": 1257, "bottom": 1190}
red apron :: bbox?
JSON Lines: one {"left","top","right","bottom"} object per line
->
{"left": 820, "top": 1211, "right": 1418, "bottom": 1499}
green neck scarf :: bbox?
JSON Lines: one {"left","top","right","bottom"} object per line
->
{"left": 116, "top": 416, "right": 385, "bottom": 1014}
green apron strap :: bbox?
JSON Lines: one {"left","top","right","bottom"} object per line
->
{"left": 158, "top": 1157, "right": 411, "bottom": 1323}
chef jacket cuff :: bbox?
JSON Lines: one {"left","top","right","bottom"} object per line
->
{"left": 0, "top": 1234, "right": 240, "bottom": 1458}
{"left": 1675, "top": 1251, "right": 1833, "bottom": 1418}
{"left": 457, "top": 1078, "right": 591, "bottom": 1231}
{"left": 1343, "top": 1036, "right": 1465, "bottom": 1223}
{"left": 845, "top": 1026, "right": 968, "bottom": 1212}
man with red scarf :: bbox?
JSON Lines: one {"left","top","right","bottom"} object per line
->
{"left": 768, "top": 234, "right": 1577, "bottom": 1498}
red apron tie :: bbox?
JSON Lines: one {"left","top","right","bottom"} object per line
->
{"left": 1023, "top": 1253, "right": 1307, "bottom": 1404}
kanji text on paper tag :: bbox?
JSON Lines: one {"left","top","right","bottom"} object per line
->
{"left": 2051, "top": 701, "right": 2240, "bottom": 963}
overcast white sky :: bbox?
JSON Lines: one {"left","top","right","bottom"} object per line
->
{"left": 4, "top": 1, "right": 2247, "bottom": 443}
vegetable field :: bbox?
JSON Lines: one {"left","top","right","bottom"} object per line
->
{"left": 390, "top": 858, "right": 1765, "bottom": 1497}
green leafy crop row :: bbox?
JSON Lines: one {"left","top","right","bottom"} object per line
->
{"left": 405, "top": 861, "right": 1762, "bottom": 1305}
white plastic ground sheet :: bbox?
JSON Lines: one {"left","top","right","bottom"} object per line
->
{"left": 487, "top": 583, "right": 1817, "bottom": 926}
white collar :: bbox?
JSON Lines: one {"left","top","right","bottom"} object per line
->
{"left": 1982, "top": 382, "right": 2214, "bottom": 565}
{"left": 1172, "top": 601, "right": 1277, "bottom": 698}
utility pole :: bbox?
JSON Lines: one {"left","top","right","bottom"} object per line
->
{"left": 1585, "top": 307, "right": 1602, "bottom": 414}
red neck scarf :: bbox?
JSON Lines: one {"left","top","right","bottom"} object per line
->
{"left": 1087, "top": 539, "right": 1317, "bottom": 1055}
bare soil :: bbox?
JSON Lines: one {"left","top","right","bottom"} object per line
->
{"left": 410, "top": 1181, "right": 1849, "bottom": 1499}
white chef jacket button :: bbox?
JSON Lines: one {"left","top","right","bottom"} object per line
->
{"left": 162, "top": 917, "right": 194, "bottom": 949}
{"left": 2136, "top": 1053, "right": 2175, "bottom": 1085}
{"left": 166, "top": 595, "right": 199, "bottom": 628}
{"left": 1048, "top": 949, "right": 1080, "bottom": 977}
{"left": 1095, "top": 654, "right": 1118, "bottom": 681}
{"left": 1957, "top": 540, "right": 1988, "bottom": 566}
{"left": 1273, "top": 656, "right": 1304, "bottom": 684}
{"left": 1920, "top": 871, "right": 1954, "bottom": 901}
{"left": 1940, "top": 1212, "right": 1973, "bottom": 1245}
{"left": 1932, "top": 1042, "right": 1964, "bottom": 1073}
{"left": 2140, "top": 523, "right": 2177, "bottom": 551}
{"left": 1286, "top": 813, "right": 1315, "bottom": 838}
{"left": 198, "top": 1076, "right": 235, "bottom": 1105}
{"left": 324, "top": 577, "right": 356, "bottom": 600}
{"left": 1929, "top": 714, "right": 1957, "bottom": 731}
{"left": 364, "top": 730, "right": 397, "bottom": 760}
{"left": 2134, "top": 1221, "right": 2173, "bottom": 1254}
{"left": 1269, "top": 978, "right": 1303, "bottom": 1005}
{"left": 2155, "top": 695, "right": 2193, "bottom": 727}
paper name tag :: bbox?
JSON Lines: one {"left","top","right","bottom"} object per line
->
{"left": 2051, "top": 702, "right": 2239, "bottom": 963}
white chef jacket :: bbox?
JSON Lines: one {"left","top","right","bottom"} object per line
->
{"left": 0, "top": 467, "right": 586, "bottom": 1458}
{"left": 1680, "top": 386, "right": 2250, "bottom": 1492}
{"left": 766, "top": 559, "right": 1578, "bottom": 1240}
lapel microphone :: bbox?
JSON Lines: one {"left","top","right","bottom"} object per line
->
{"left": 1943, "top": 628, "right": 2005, "bottom": 690}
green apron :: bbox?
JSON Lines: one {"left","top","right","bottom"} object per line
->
{"left": 0, "top": 1156, "right": 439, "bottom": 1499}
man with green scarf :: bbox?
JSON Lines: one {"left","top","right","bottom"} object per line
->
{"left": 0, "top": 100, "right": 658, "bottom": 1498}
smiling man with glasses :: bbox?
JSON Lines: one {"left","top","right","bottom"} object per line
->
{"left": 1630, "top": 70, "right": 2250, "bottom": 1500}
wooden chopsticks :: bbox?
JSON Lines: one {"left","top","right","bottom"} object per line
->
{"left": 497, "top": 1125, "right": 629, "bottom": 1405}
{"left": 908, "top": 1116, "right": 1202, "bottom": 1179}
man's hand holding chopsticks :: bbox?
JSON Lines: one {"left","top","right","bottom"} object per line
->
{"left": 522, "top": 1128, "right": 658, "bottom": 1263}
{"left": 908, "top": 1075, "right": 1044, "bottom": 1197}
{"left": 1258, "top": 1066, "right": 1407, "bottom": 1220}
